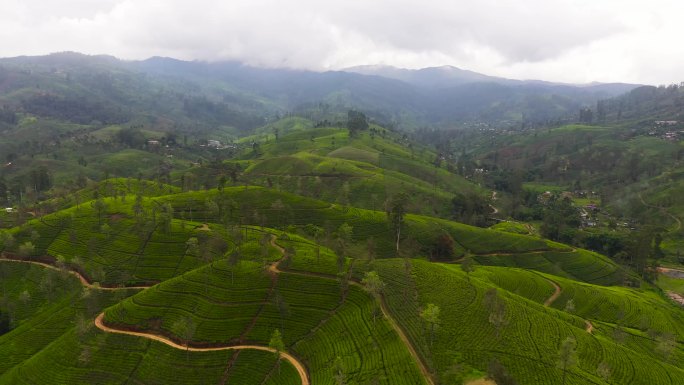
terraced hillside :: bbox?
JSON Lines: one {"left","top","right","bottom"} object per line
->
{"left": 0, "top": 179, "right": 681, "bottom": 384}
{"left": 219, "top": 120, "right": 485, "bottom": 218}
{"left": 361, "top": 259, "right": 684, "bottom": 384}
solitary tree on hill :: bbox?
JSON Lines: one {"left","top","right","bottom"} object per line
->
{"left": 366, "top": 237, "right": 376, "bottom": 265}
{"left": 0, "top": 231, "right": 15, "bottom": 251}
{"left": 432, "top": 232, "right": 455, "bottom": 261}
{"left": 596, "top": 361, "right": 611, "bottom": 382}
{"left": 174, "top": 316, "right": 196, "bottom": 363}
{"left": 461, "top": 254, "right": 475, "bottom": 281}
{"left": 185, "top": 237, "right": 199, "bottom": 256}
{"left": 159, "top": 203, "right": 174, "bottom": 234}
{"left": 18, "top": 241, "right": 35, "bottom": 257}
{"left": 386, "top": 193, "right": 409, "bottom": 256}
{"left": 655, "top": 332, "right": 676, "bottom": 362}
{"left": 558, "top": 336, "right": 577, "bottom": 385}
{"left": 92, "top": 197, "right": 107, "bottom": 226}
{"left": 564, "top": 299, "right": 576, "bottom": 314}
{"left": 420, "top": 303, "right": 441, "bottom": 347}
{"left": 484, "top": 288, "right": 508, "bottom": 339}
{"left": 362, "top": 271, "right": 385, "bottom": 323}
{"left": 488, "top": 358, "right": 518, "bottom": 385}
{"left": 333, "top": 356, "right": 347, "bottom": 385}
{"left": 269, "top": 328, "right": 285, "bottom": 373}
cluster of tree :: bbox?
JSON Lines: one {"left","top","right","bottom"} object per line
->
{"left": 613, "top": 226, "right": 665, "bottom": 282}
{"left": 0, "top": 310, "right": 11, "bottom": 335}
{"left": 431, "top": 232, "right": 456, "bottom": 261}
{"left": 451, "top": 191, "right": 491, "bottom": 227}
{"left": 347, "top": 110, "right": 369, "bottom": 137}
{"left": 28, "top": 166, "right": 53, "bottom": 193}
{"left": 0, "top": 107, "right": 17, "bottom": 125}
{"left": 182, "top": 96, "right": 264, "bottom": 130}
{"left": 578, "top": 107, "right": 594, "bottom": 124}
{"left": 115, "top": 127, "right": 147, "bottom": 148}
{"left": 21, "top": 94, "right": 129, "bottom": 125}
{"left": 594, "top": 83, "right": 684, "bottom": 123}
{"left": 539, "top": 196, "right": 582, "bottom": 243}
{"left": 0, "top": 166, "right": 54, "bottom": 206}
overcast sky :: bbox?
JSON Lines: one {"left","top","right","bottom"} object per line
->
{"left": 2, "top": 0, "right": 682, "bottom": 85}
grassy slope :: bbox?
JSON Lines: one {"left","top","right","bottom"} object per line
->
{"left": 158, "top": 186, "right": 623, "bottom": 285}
{"left": 365, "top": 259, "right": 684, "bottom": 384}
{"left": 102, "top": 255, "right": 425, "bottom": 385}
{"left": 234, "top": 125, "right": 482, "bottom": 217}
{"left": 1, "top": 181, "right": 677, "bottom": 384}
{"left": 1, "top": 184, "right": 624, "bottom": 287}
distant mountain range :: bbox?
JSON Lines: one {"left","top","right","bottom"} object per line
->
{"left": 343, "top": 64, "right": 640, "bottom": 92}
{"left": 0, "top": 52, "right": 644, "bottom": 129}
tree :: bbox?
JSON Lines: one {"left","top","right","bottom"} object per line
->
{"left": 420, "top": 303, "right": 441, "bottom": 347}
{"left": 564, "top": 299, "right": 575, "bottom": 313}
{"left": 173, "top": 316, "right": 196, "bottom": 363}
{"left": 596, "top": 361, "right": 611, "bottom": 382}
{"left": 332, "top": 356, "right": 347, "bottom": 385}
{"left": 655, "top": 332, "right": 676, "bottom": 362}
{"left": 17, "top": 241, "right": 35, "bottom": 257}
{"left": 347, "top": 110, "right": 368, "bottom": 137}
{"left": 366, "top": 237, "right": 376, "bottom": 265}
{"left": 39, "top": 271, "right": 55, "bottom": 302}
{"left": 18, "top": 290, "right": 31, "bottom": 307}
{"left": 92, "top": 197, "right": 107, "bottom": 227}
{"left": 205, "top": 198, "right": 219, "bottom": 220}
{"left": 227, "top": 249, "right": 241, "bottom": 284}
{"left": 336, "top": 223, "right": 353, "bottom": 244}
{"left": 74, "top": 313, "right": 92, "bottom": 342}
{"left": 432, "top": 232, "right": 455, "bottom": 261}
{"left": 273, "top": 290, "right": 290, "bottom": 331}
{"left": 579, "top": 107, "right": 593, "bottom": 124}
{"left": 116, "top": 127, "right": 146, "bottom": 148}
{"left": 558, "top": 336, "right": 577, "bottom": 385}
{"left": 269, "top": 328, "right": 285, "bottom": 373}
{"left": 386, "top": 193, "right": 409, "bottom": 256}
{"left": 185, "top": 237, "right": 199, "bottom": 256}
{"left": 159, "top": 203, "right": 174, "bottom": 234}
{"left": 29, "top": 166, "right": 52, "bottom": 192}
{"left": 271, "top": 199, "right": 286, "bottom": 228}
{"left": 461, "top": 254, "right": 475, "bottom": 281}
{"left": 100, "top": 223, "right": 113, "bottom": 239}
{"left": 361, "top": 271, "right": 385, "bottom": 323}
{"left": 0, "top": 231, "right": 15, "bottom": 251}
{"left": 487, "top": 358, "right": 518, "bottom": 385}
{"left": 484, "top": 288, "right": 508, "bottom": 339}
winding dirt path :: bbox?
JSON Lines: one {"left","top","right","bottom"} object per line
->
{"left": 585, "top": 320, "right": 594, "bottom": 334}
{"left": 377, "top": 295, "right": 436, "bottom": 385}
{"left": 1, "top": 252, "right": 310, "bottom": 384}
{"left": 658, "top": 266, "right": 684, "bottom": 278}
{"left": 0, "top": 255, "right": 149, "bottom": 291}
{"left": 268, "top": 235, "right": 436, "bottom": 385}
{"left": 94, "top": 314, "right": 309, "bottom": 385}
{"left": 543, "top": 278, "right": 562, "bottom": 307}
{"left": 489, "top": 191, "right": 500, "bottom": 215}
{"left": 541, "top": 275, "right": 595, "bottom": 334}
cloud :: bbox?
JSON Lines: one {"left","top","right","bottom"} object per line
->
{"left": 0, "top": 0, "right": 682, "bottom": 84}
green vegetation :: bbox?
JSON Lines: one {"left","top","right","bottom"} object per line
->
{"left": 358, "top": 259, "right": 684, "bottom": 384}
{"left": 0, "top": 58, "right": 682, "bottom": 384}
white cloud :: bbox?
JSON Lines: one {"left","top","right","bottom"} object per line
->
{"left": 0, "top": 0, "right": 682, "bottom": 84}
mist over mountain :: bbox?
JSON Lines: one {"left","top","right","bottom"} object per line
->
{"left": 0, "top": 52, "right": 643, "bottom": 130}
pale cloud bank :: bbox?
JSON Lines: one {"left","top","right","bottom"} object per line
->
{"left": 1, "top": 0, "right": 682, "bottom": 84}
